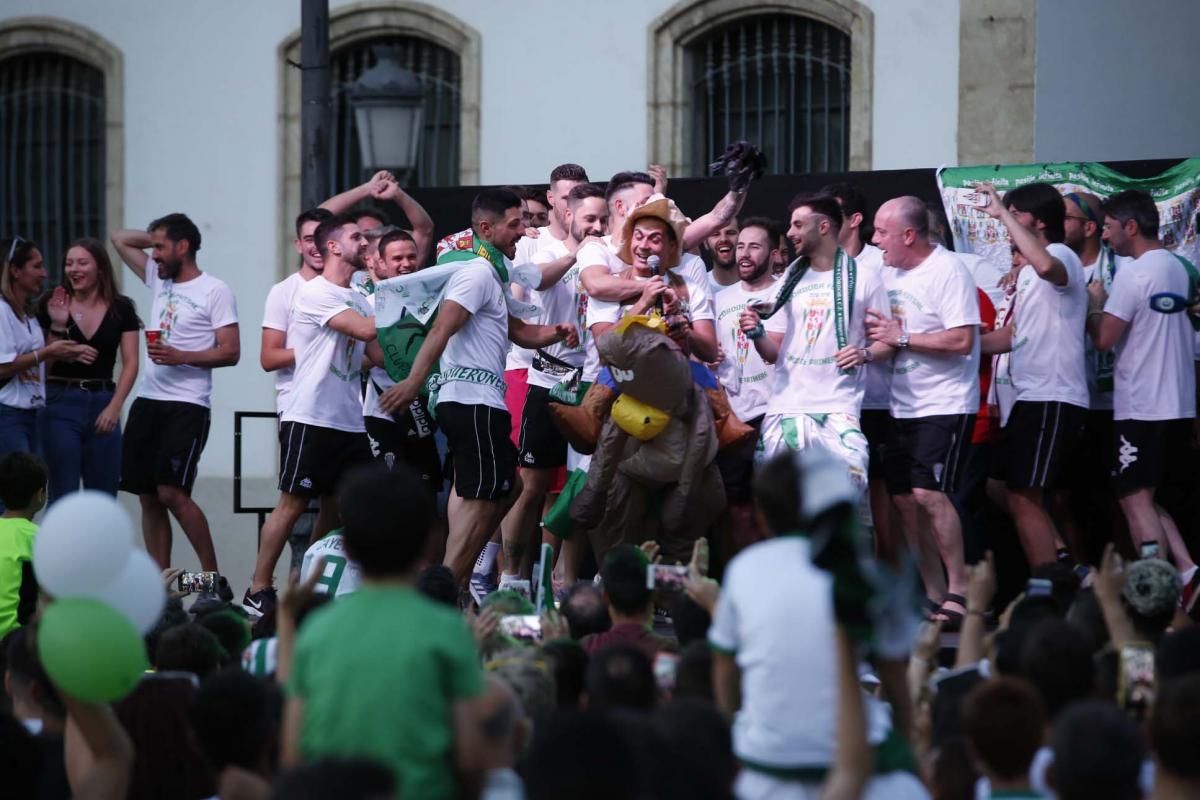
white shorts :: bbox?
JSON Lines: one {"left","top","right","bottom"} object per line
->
{"left": 755, "top": 412, "right": 871, "bottom": 525}
{"left": 735, "top": 768, "right": 929, "bottom": 800}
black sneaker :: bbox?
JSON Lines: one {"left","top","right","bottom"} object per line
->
{"left": 241, "top": 586, "right": 277, "bottom": 619}
{"left": 216, "top": 575, "right": 234, "bottom": 603}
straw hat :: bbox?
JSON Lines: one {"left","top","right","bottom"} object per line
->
{"left": 616, "top": 193, "right": 689, "bottom": 269}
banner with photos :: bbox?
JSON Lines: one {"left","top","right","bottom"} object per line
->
{"left": 936, "top": 158, "right": 1200, "bottom": 271}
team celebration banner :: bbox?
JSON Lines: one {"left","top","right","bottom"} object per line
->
{"left": 936, "top": 158, "right": 1200, "bottom": 271}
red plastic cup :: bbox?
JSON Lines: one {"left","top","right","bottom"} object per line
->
{"left": 145, "top": 329, "right": 161, "bottom": 346}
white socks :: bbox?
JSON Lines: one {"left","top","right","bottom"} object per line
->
{"left": 475, "top": 540, "right": 500, "bottom": 575}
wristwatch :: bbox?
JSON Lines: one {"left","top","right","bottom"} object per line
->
{"left": 859, "top": 347, "right": 873, "bottom": 363}
{"left": 897, "top": 332, "right": 910, "bottom": 349}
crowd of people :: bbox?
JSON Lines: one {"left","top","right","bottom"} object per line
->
{"left": 1, "top": 151, "right": 1200, "bottom": 798}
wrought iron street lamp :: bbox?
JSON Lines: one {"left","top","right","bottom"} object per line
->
{"left": 348, "top": 47, "right": 425, "bottom": 185}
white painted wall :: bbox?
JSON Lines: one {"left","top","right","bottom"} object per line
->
{"left": 0, "top": 0, "right": 960, "bottom": 582}
{"left": 1034, "top": 0, "right": 1200, "bottom": 163}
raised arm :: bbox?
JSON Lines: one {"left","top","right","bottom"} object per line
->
{"left": 319, "top": 171, "right": 388, "bottom": 215}
{"left": 110, "top": 229, "right": 151, "bottom": 283}
{"left": 978, "top": 184, "right": 1068, "bottom": 287}
{"left": 375, "top": 180, "right": 435, "bottom": 265}
{"left": 682, "top": 190, "right": 748, "bottom": 252}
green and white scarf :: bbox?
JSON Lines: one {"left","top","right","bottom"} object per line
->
{"left": 757, "top": 247, "right": 858, "bottom": 374}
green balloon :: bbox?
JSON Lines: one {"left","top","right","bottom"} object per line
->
{"left": 37, "top": 598, "right": 149, "bottom": 703}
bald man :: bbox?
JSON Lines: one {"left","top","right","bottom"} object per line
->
{"left": 865, "top": 196, "right": 981, "bottom": 624}
{"left": 477, "top": 676, "right": 528, "bottom": 798}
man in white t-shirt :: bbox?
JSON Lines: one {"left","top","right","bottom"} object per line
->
{"left": 261, "top": 208, "right": 333, "bottom": 416}
{"left": 713, "top": 218, "right": 781, "bottom": 549}
{"left": 503, "top": 164, "right": 590, "bottom": 453}
{"left": 376, "top": 189, "right": 578, "bottom": 585}
{"left": 864, "top": 196, "right": 980, "bottom": 624}
{"left": 738, "top": 195, "right": 893, "bottom": 524}
{"left": 710, "top": 451, "right": 928, "bottom": 800}
{"left": 361, "top": 229, "right": 443, "bottom": 495}
{"left": 823, "top": 182, "right": 899, "bottom": 558}
{"left": 974, "top": 182, "right": 1088, "bottom": 568}
{"left": 1062, "top": 190, "right": 1127, "bottom": 554}
{"left": 111, "top": 215, "right": 239, "bottom": 575}
{"left": 243, "top": 215, "right": 377, "bottom": 617}
{"left": 705, "top": 220, "right": 740, "bottom": 295}
{"left": 498, "top": 183, "right": 607, "bottom": 587}
{"left": 1087, "top": 190, "right": 1198, "bottom": 590}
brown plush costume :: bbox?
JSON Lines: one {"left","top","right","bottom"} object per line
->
{"left": 570, "top": 318, "right": 726, "bottom": 565}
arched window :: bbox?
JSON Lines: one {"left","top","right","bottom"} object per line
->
{"left": 688, "top": 16, "right": 850, "bottom": 175}
{"left": 330, "top": 37, "right": 461, "bottom": 190}
{"left": 0, "top": 19, "right": 123, "bottom": 281}
{"left": 649, "top": 0, "right": 872, "bottom": 177}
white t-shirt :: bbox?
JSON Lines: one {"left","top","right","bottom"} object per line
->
{"left": 528, "top": 238, "right": 586, "bottom": 389}
{"left": 855, "top": 245, "right": 892, "bottom": 411}
{"left": 675, "top": 252, "right": 716, "bottom": 323}
{"left": 715, "top": 281, "right": 778, "bottom": 422}
{"left": 1104, "top": 248, "right": 1197, "bottom": 421}
{"left": 884, "top": 246, "right": 981, "bottom": 418}
{"left": 764, "top": 262, "right": 890, "bottom": 416}
{"left": 139, "top": 260, "right": 239, "bottom": 409}
{"left": 281, "top": 276, "right": 371, "bottom": 433}
{"left": 708, "top": 267, "right": 739, "bottom": 301}
{"left": 709, "top": 537, "right": 838, "bottom": 768}
{"left": 262, "top": 271, "right": 305, "bottom": 415}
{"left": 0, "top": 302, "right": 44, "bottom": 409}
{"left": 300, "top": 532, "right": 362, "bottom": 597}
{"left": 438, "top": 259, "right": 510, "bottom": 410}
{"left": 1009, "top": 242, "right": 1089, "bottom": 407}
{"left": 989, "top": 297, "right": 1017, "bottom": 427}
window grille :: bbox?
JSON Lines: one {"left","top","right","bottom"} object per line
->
{"left": 331, "top": 37, "right": 461, "bottom": 190}
{"left": 0, "top": 52, "right": 106, "bottom": 280}
{"left": 688, "top": 15, "right": 850, "bottom": 176}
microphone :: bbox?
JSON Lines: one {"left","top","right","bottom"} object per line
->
{"left": 646, "top": 255, "right": 663, "bottom": 314}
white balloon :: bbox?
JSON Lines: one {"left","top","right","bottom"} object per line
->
{"left": 33, "top": 491, "right": 135, "bottom": 598}
{"left": 88, "top": 549, "right": 166, "bottom": 634}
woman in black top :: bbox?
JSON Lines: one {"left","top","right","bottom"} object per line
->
{"left": 38, "top": 237, "right": 141, "bottom": 502}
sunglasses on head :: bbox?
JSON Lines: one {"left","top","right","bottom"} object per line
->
{"left": 5, "top": 235, "right": 25, "bottom": 265}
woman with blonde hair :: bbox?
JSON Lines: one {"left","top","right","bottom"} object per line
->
{"left": 37, "top": 237, "right": 141, "bottom": 502}
{"left": 0, "top": 237, "right": 95, "bottom": 461}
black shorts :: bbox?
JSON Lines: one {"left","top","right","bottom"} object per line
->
{"left": 884, "top": 414, "right": 974, "bottom": 495}
{"left": 1113, "top": 418, "right": 1192, "bottom": 495}
{"left": 119, "top": 398, "right": 210, "bottom": 495}
{"left": 518, "top": 385, "right": 568, "bottom": 469}
{"left": 999, "top": 401, "right": 1087, "bottom": 490}
{"left": 277, "top": 421, "right": 373, "bottom": 497}
{"left": 716, "top": 414, "right": 763, "bottom": 504}
{"left": 860, "top": 409, "right": 891, "bottom": 479}
{"left": 364, "top": 416, "right": 443, "bottom": 495}
{"left": 437, "top": 402, "right": 518, "bottom": 501}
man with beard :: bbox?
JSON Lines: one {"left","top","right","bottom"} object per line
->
{"left": 242, "top": 215, "right": 378, "bottom": 616}
{"left": 739, "top": 195, "right": 892, "bottom": 525}
{"left": 111, "top": 214, "right": 240, "bottom": 574}
{"left": 378, "top": 189, "right": 579, "bottom": 586}
{"left": 261, "top": 208, "right": 333, "bottom": 416}
{"left": 713, "top": 218, "right": 781, "bottom": 549}
{"left": 705, "top": 221, "right": 740, "bottom": 295}
{"left": 497, "top": 183, "right": 607, "bottom": 589}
